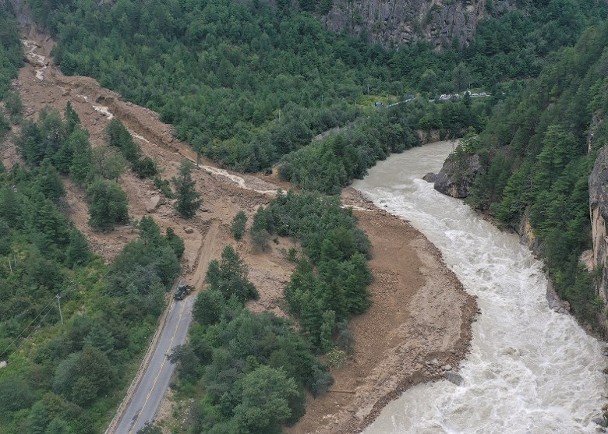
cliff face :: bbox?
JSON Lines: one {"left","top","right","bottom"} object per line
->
{"left": 321, "top": 0, "right": 515, "bottom": 48}
{"left": 589, "top": 142, "right": 608, "bottom": 306}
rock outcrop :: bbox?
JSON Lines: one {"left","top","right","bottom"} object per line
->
{"left": 426, "top": 152, "right": 482, "bottom": 198}
{"left": 589, "top": 144, "right": 608, "bottom": 305}
{"left": 321, "top": 0, "right": 515, "bottom": 48}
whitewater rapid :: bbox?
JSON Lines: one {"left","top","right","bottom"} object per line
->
{"left": 353, "top": 141, "right": 607, "bottom": 434}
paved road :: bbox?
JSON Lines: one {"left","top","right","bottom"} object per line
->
{"left": 113, "top": 295, "right": 195, "bottom": 433}
{"left": 110, "top": 221, "right": 219, "bottom": 434}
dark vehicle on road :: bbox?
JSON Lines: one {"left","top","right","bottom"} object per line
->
{"left": 174, "top": 283, "right": 193, "bottom": 300}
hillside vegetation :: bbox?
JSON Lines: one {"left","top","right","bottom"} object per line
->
{"left": 461, "top": 22, "right": 608, "bottom": 328}
{"left": 26, "top": 0, "right": 607, "bottom": 183}
{"left": 0, "top": 123, "right": 183, "bottom": 434}
{"left": 0, "top": 10, "right": 185, "bottom": 431}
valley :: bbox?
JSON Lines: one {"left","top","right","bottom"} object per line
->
{"left": 2, "top": 27, "right": 475, "bottom": 434}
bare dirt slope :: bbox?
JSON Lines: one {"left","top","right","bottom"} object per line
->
{"left": 8, "top": 28, "right": 476, "bottom": 433}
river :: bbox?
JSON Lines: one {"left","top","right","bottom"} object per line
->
{"left": 352, "top": 141, "right": 607, "bottom": 434}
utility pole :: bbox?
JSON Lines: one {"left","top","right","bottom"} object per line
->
{"left": 56, "top": 294, "right": 63, "bottom": 325}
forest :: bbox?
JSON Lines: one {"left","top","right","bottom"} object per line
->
{"left": 25, "top": 0, "right": 607, "bottom": 179}
{"left": 1, "top": 0, "right": 608, "bottom": 431}
{"left": 169, "top": 245, "right": 333, "bottom": 433}
{"left": 462, "top": 21, "right": 608, "bottom": 329}
{"left": 0, "top": 114, "right": 184, "bottom": 434}
{"left": 0, "top": 11, "right": 185, "bottom": 430}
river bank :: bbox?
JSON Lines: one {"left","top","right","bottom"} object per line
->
{"left": 286, "top": 187, "right": 477, "bottom": 434}
{"left": 354, "top": 141, "right": 607, "bottom": 433}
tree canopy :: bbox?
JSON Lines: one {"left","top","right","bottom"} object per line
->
{"left": 464, "top": 21, "right": 608, "bottom": 328}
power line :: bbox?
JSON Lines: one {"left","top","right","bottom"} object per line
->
{"left": 56, "top": 294, "right": 63, "bottom": 325}
{"left": 2, "top": 302, "right": 58, "bottom": 357}
{"left": 0, "top": 302, "right": 55, "bottom": 357}
{"left": 0, "top": 285, "right": 76, "bottom": 358}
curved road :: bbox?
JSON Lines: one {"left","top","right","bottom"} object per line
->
{"left": 109, "top": 221, "right": 219, "bottom": 434}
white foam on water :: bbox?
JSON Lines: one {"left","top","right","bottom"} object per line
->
{"left": 354, "top": 141, "right": 607, "bottom": 434}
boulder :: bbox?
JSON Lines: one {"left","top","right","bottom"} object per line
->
{"left": 445, "top": 371, "right": 464, "bottom": 386}
{"left": 592, "top": 416, "right": 608, "bottom": 428}
{"left": 422, "top": 172, "right": 438, "bottom": 183}
{"left": 546, "top": 280, "right": 571, "bottom": 314}
{"left": 434, "top": 153, "right": 483, "bottom": 198}
{"left": 146, "top": 195, "right": 162, "bottom": 213}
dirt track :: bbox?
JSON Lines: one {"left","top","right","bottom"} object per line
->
{"left": 6, "top": 28, "right": 476, "bottom": 433}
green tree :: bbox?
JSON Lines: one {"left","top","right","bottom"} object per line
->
{"left": 452, "top": 62, "right": 472, "bottom": 91}
{"left": 206, "top": 245, "right": 258, "bottom": 302}
{"left": 138, "top": 216, "right": 163, "bottom": 246}
{"left": 67, "top": 128, "right": 93, "bottom": 185}
{"left": 173, "top": 159, "right": 202, "bottom": 218}
{"left": 168, "top": 344, "right": 200, "bottom": 383}
{"left": 65, "top": 228, "right": 90, "bottom": 267}
{"left": 0, "top": 111, "right": 9, "bottom": 140}
{"left": 5, "top": 90, "right": 22, "bottom": 123}
{"left": 319, "top": 309, "right": 335, "bottom": 353}
{"left": 47, "top": 418, "right": 74, "bottom": 434}
{"left": 28, "top": 400, "right": 50, "bottom": 434}
{"left": 233, "top": 365, "right": 299, "bottom": 434}
{"left": 132, "top": 156, "right": 158, "bottom": 178}
{"left": 86, "top": 178, "right": 129, "bottom": 231}
{"left": 84, "top": 324, "right": 115, "bottom": 354}
{"left": 0, "top": 375, "right": 35, "bottom": 415}
{"left": 165, "top": 227, "right": 185, "bottom": 258}
{"left": 36, "top": 159, "right": 65, "bottom": 202}
{"left": 0, "top": 185, "right": 22, "bottom": 227}
{"left": 231, "top": 210, "right": 247, "bottom": 240}
{"left": 92, "top": 146, "right": 127, "bottom": 181}
{"left": 193, "top": 289, "right": 226, "bottom": 325}
{"left": 106, "top": 118, "right": 139, "bottom": 162}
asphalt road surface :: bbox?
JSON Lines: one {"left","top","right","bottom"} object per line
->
{"left": 113, "top": 294, "right": 195, "bottom": 433}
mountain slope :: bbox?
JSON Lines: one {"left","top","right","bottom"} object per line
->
{"left": 444, "top": 21, "right": 608, "bottom": 331}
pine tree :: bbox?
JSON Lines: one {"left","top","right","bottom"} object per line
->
{"left": 231, "top": 210, "right": 247, "bottom": 240}
{"left": 172, "top": 160, "right": 202, "bottom": 218}
{"left": 86, "top": 179, "right": 129, "bottom": 231}
{"left": 36, "top": 160, "right": 65, "bottom": 202}
{"left": 65, "top": 229, "right": 90, "bottom": 267}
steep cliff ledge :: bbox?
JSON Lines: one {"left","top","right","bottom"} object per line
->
{"left": 322, "top": 0, "right": 515, "bottom": 48}
{"left": 589, "top": 145, "right": 608, "bottom": 305}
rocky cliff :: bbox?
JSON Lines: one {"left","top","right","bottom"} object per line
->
{"left": 321, "top": 0, "right": 515, "bottom": 48}
{"left": 423, "top": 150, "right": 482, "bottom": 198}
{"left": 589, "top": 141, "right": 608, "bottom": 307}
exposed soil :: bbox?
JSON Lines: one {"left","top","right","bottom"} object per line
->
{"left": 285, "top": 189, "right": 477, "bottom": 434}
{"left": 8, "top": 27, "right": 477, "bottom": 433}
